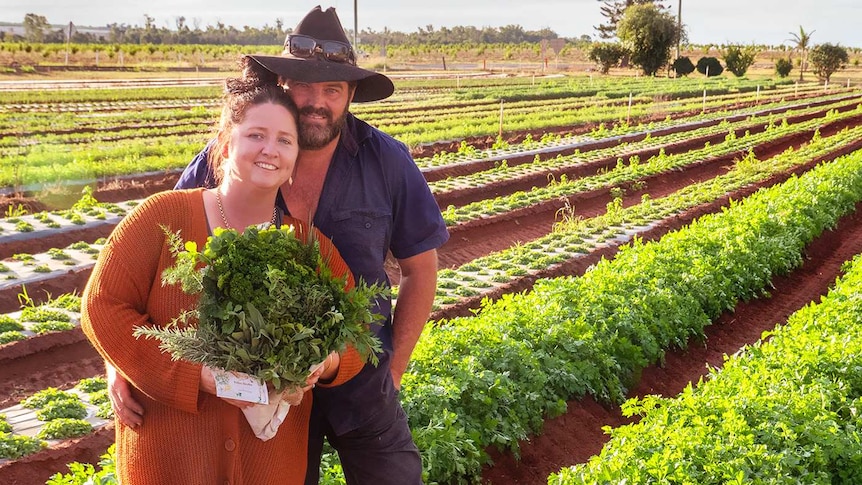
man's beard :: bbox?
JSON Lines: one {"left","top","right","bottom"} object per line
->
{"left": 298, "top": 106, "right": 348, "bottom": 150}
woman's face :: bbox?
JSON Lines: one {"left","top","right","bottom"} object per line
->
{"left": 223, "top": 102, "right": 298, "bottom": 190}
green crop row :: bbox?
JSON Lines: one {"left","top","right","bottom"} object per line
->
{"left": 551, "top": 250, "right": 862, "bottom": 484}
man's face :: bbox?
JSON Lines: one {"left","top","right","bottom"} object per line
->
{"left": 284, "top": 80, "right": 353, "bottom": 150}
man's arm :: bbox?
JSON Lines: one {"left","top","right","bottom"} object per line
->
{"left": 389, "top": 249, "right": 438, "bottom": 390}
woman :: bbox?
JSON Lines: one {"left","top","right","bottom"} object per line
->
{"left": 81, "top": 57, "right": 363, "bottom": 484}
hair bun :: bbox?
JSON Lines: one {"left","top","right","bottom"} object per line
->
{"left": 224, "top": 56, "right": 280, "bottom": 95}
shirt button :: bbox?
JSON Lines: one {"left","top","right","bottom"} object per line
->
{"left": 364, "top": 222, "right": 371, "bottom": 229}
{"left": 225, "top": 439, "right": 236, "bottom": 451}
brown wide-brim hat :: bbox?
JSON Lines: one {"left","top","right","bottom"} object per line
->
{"left": 249, "top": 6, "right": 394, "bottom": 103}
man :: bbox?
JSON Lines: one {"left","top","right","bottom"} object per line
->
{"left": 107, "top": 6, "right": 448, "bottom": 485}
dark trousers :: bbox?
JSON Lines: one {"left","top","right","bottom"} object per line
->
{"left": 305, "top": 398, "right": 423, "bottom": 485}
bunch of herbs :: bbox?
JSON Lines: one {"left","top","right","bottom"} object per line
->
{"left": 135, "top": 224, "right": 384, "bottom": 392}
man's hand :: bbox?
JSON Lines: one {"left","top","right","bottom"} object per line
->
{"left": 106, "top": 363, "right": 144, "bottom": 428}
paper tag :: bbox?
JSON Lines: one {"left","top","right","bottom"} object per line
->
{"left": 213, "top": 369, "right": 269, "bottom": 404}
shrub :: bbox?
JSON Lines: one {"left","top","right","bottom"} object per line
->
{"left": 671, "top": 56, "right": 695, "bottom": 77}
{"left": 696, "top": 56, "right": 723, "bottom": 76}
{"left": 775, "top": 58, "right": 793, "bottom": 77}
{"left": 722, "top": 44, "right": 758, "bottom": 77}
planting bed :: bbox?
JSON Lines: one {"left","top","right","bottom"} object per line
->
{"left": 3, "top": 94, "right": 862, "bottom": 483}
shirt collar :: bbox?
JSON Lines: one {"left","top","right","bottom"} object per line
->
{"left": 339, "top": 112, "right": 373, "bottom": 157}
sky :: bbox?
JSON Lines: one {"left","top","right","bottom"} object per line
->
{"left": 1, "top": 0, "right": 859, "bottom": 48}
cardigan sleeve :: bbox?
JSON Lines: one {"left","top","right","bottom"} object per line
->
{"left": 81, "top": 191, "right": 205, "bottom": 414}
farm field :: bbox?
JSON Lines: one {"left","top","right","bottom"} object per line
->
{"left": 1, "top": 72, "right": 862, "bottom": 484}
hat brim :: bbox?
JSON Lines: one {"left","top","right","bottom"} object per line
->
{"left": 249, "top": 55, "right": 394, "bottom": 103}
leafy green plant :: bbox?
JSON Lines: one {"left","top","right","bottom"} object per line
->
{"left": 4, "top": 204, "right": 27, "bottom": 218}
{"left": 75, "top": 377, "right": 107, "bottom": 394}
{"left": 48, "top": 248, "right": 71, "bottom": 260}
{"left": 0, "top": 331, "right": 26, "bottom": 344}
{"left": 22, "top": 387, "right": 78, "bottom": 409}
{"left": 31, "top": 320, "right": 76, "bottom": 334}
{"left": 50, "top": 293, "right": 82, "bottom": 312}
{"left": 36, "top": 400, "right": 88, "bottom": 421}
{"left": 0, "top": 433, "right": 45, "bottom": 459}
{"left": 88, "top": 389, "right": 110, "bottom": 406}
{"left": 0, "top": 414, "right": 11, "bottom": 433}
{"left": 134, "top": 224, "right": 386, "bottom": 392}
{"left": 0, "top": 314, "right": 23, "bottom": 332}
{"left": 47, "top": 444, "right": 117, "bottom": 485}
{"left": 14, "top": 220, "right": 34, "bottom": 232}
{"left": 20, "top": 307, "right": 71, "bottom": 323}
{"left": 37, "top": 418, "right": 93, "bottom": 440}
{"left": 95, "top": 401, "right": 113, "bottom": 419}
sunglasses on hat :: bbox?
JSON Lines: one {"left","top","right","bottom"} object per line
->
{"left": 286, "top": 34, "right": 356, "bottom": 64}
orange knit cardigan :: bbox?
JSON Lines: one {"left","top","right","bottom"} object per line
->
{"left": 82, "top": 189, "right": 364, "bottom": 485}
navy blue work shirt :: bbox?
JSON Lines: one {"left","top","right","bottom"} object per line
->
{"left": 175, "top": 112, "right": 449, "bottom": 434}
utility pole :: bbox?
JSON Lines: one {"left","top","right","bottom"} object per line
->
{"left": 676, "top": 0, "right": 682, "bottom": 59}
{"left": 353, "top": 0, "right": 358, "bottom": 48}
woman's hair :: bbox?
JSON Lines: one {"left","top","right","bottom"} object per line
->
{"left": 207, "top": 56, "right": 299, "bottom": 182}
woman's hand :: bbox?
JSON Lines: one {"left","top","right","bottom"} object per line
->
{"left": 282, "top": 352, "right": 339, "bottom": 405}
{"left": 318, "top": 351, "right": 340, "bottom": 383}
{"left": 200, "top": 366, "right": 255, "bottom": 409}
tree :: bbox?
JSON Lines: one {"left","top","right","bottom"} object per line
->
{"left": 588, "top": 42, "right": 629, "bottom": 73}
{"left": 23, "top": 13, "right": 50, "bottom": 43}
{"left": 595, "top": 0, "right": 668, "bottom": 39}
{"left": 616, "top": 4, "right": 679, "bottom": 76}
{"left": 808, "top": 43, "right": 849, "bottom": 83}
{"left": 722, "top": 44, "right": 758, "bottom": 77}
{"left": 788, "top": 25, "right": 814, "bottom": 82}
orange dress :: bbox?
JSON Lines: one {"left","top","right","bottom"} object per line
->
{"left": 81, "top": 188, "right": 363, "bottom": 485}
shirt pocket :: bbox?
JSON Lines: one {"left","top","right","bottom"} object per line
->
{"left": 329, "top": 209, "right": 392, "bottom": 276}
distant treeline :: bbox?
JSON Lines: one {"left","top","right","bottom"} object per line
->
{"left": 5, "top": 13, "right": 581, "bottom": 46}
